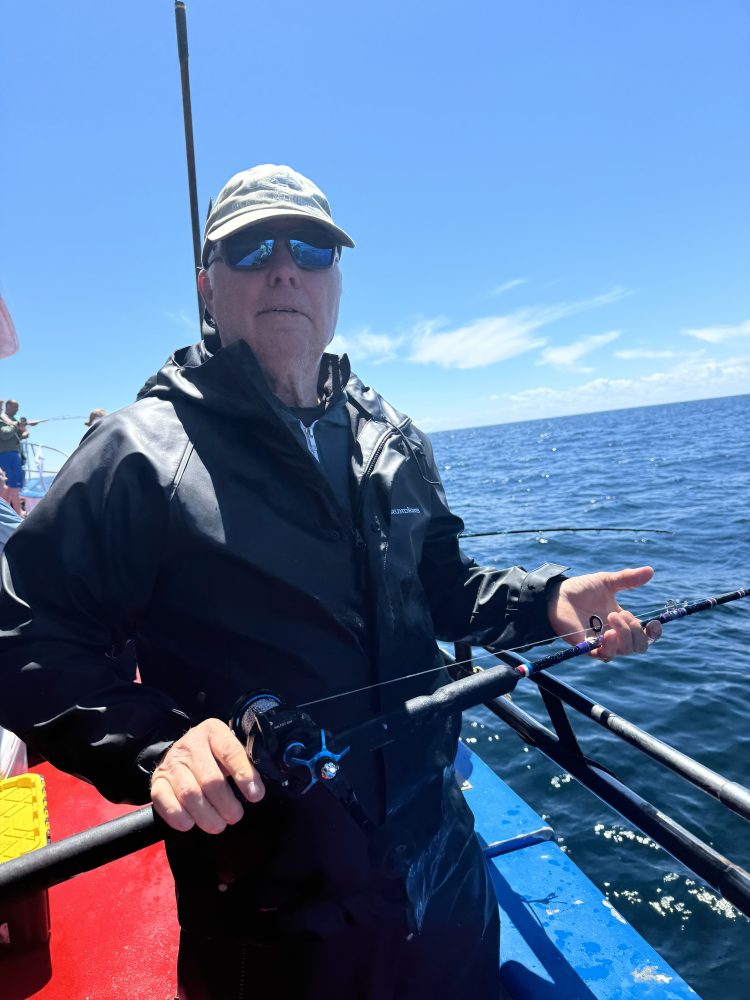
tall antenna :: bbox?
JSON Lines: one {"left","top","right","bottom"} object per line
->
{"left": 174, "top": 2, "right": 203, "bottom": 331}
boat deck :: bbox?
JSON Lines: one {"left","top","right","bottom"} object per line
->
{"left": 1, "top": 749, "right": 700, "bottom": 998}
{"left": 3, "top": 762, "right": 177, "bottom": 999}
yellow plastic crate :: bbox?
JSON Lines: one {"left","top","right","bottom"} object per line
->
{"left": 0, "top": 773, "right": 51, "bottom": 953}
{"left": 0, "top": 773, "right": 49, "bottom": 864}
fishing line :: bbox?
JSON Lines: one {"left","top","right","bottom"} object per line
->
{"left": 300, "top": 624, "right": 626, "bottom": 711}
{"left": 299, "top": 637, "right": 574, "bottom": 711}
{"left": 297, "top": 589, "right": 749, "bottom": 711}
{"left": 299, "top": 615, "right": 643, "bottom": 710}
{"left": 300, "top": 595, "right": 717, "bottom": 710}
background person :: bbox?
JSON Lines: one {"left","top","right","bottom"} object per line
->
{"left": 84, "top": 407, "right": 107, "bottom": 428}
{"left": 0, "top": 402, "right": 27, "bottom": 515}
{"left": 4, "top": 399, "right": 45, "bottom": 428}
{"left": 0, "top": 164, "right": 659, "bottom": 999}
{"left": 0, "top": 402, "right": 49, "bottom": 514}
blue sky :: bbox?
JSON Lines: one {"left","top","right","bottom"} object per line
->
{"left": 1, "top": 0, "right": 748, "bottom": 459}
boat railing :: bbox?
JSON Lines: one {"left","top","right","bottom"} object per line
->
{"left": 1, "top": 640, "right": 749, "bottom": 922}
{"left": 453, "top": 640, "right": 750, "bottom": 919}
{"left": 19, "top": 440, "right": 68, "bottom": 507}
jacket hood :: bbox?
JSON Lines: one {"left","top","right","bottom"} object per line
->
{"left": 138, "top": 338, "right": 354, "bottom": 422}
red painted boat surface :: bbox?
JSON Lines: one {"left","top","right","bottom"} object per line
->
{"left": 3, "top": 762, "right": 178, "bottom": 999}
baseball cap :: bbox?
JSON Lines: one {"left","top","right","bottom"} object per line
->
{"left": 202, "top": 164, "right": 355, "bottom": 265}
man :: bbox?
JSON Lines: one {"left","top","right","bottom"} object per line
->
{"left": 0, "top": 401, "right": 46, "bottom": 514}
{"left": 2, "top": 399, "right": 44, "bottom": 428}
{"left": 0, "top": 400, "right": 27, "bottom": 514}
{"left": 0, "top": 165, "right": 658, "bottom": 998}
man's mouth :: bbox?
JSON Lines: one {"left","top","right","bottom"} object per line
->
{"left": 258, "top": 307, "right": 301, "bottom": 315}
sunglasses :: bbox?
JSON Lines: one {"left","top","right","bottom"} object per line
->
{"left": 210, "top": 228, "right": 339, "bottom": 271}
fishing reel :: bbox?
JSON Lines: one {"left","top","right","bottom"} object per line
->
{"left": 230, "top": 691, "right": 351, "bottom": 798}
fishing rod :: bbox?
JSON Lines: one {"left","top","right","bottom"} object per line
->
{"left": 296, "top": 588, "right": 749, "bottom": 711}
{"left": 0, "top": 585, "right": 746, "bottom": 904}
{"left": 460, "top": 526, "right": 673, "bottom": 538}
{"left": 33, "top": 415, "right": 85, "bottom": 422}
{"left": 174, "top": 1, "right": 203, "bottom": 331}
{"left": 323, "top": 587, "right": 750, "bottom": 742}
{"left": 506, "top": 586, "right": 750, "bottom": 679}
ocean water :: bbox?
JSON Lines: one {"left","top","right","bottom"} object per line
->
{"left": 430, "top": 394, "right": 750, "bottom": 999}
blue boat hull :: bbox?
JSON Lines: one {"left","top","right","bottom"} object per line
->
{"left": 459, "top": 743, "right": 698, "bottom": 998}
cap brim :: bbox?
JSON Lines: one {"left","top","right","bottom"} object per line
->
{"left": 204, "top": 208, "right": 355, "bottom": 252}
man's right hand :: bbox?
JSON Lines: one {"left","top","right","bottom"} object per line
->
{"left": 150, "top": 718, "right": 265, "bottom": 834}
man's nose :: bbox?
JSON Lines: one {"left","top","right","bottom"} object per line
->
{"left": 265, "top": 240, "right": 299, "bottom": 285}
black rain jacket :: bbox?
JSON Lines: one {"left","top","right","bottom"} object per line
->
{"left": 0, "top": 339, "right": 565, "bottom": 938}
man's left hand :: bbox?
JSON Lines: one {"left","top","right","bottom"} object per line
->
{"left": 547, "top": 566, "right": 662, "bottom": 661}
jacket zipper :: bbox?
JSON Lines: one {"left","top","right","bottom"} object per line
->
{"left": 299, "top": 420, "right": 321, "bottom": 463}
{"left": 352, "top": 424, "right": 398, "bottom": 599}
{"left": 353, "top": 425, "right": 397, "bottom": 527}
{"left": 352, "top": 424, "right": 398, "bottom": 820}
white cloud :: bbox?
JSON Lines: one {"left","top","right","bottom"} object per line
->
{"left": 407, "top": 288, "right": 628, "bottom": 370}
{"left": 500, "top": 351, "right": 750, "bottom": 418}
{"left": 329, "top": 327, "right": 403, "bottom": 364}
{"left": 490, "top": 278, "right": 527, "bottom": 296}
{"left": 683, "top": 320, "right": 750, "bottom": 344}
{"left": 639, "top": 352, "right": 750, "bottom": 386}
{"left": 408, "top": 314, "right": 547, "bottom": 369}
{"left": 537, "top": 330, "right": 621, "bottom": 369}
{"left": 614, "top": 348, "right": 677, "bottom": 360}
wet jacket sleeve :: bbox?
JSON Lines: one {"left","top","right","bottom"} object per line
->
{"left": 415, "top": 433, "right": 567, "bottom": 649}
{"left": 0, "top": 422, "right": 193, "bottom": 803}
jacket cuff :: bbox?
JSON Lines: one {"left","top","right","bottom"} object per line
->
{"left": 520, "top": 561, "right": 569, "bottom": 610}
{"left": 470, "top": 562, "right": 569, "bottom": 651}
{"left": 516, "top": 562, "right": 569, "bottom": 646}
{"left": 129, "top": 713, "right": 194, "bottom": 803}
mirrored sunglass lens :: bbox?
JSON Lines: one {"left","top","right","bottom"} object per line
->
{"left": 289, "top": 240, "right": 336, "bottom": 269}
{"left": 225, "top": 237, "right": 274, "bottom": 268}
{"left": 288, "top": 229, "right": 336, "bottom": 250}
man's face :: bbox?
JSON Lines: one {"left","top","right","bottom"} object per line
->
{"left": 198, "top": 220, "right": 342, "bottom": 375}
{"left": 5, "top": 401, "right": 18, "bottom": 418}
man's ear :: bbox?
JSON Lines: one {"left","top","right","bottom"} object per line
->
{"left": 197, "top": 269, "right": 213, "bottom": 310}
